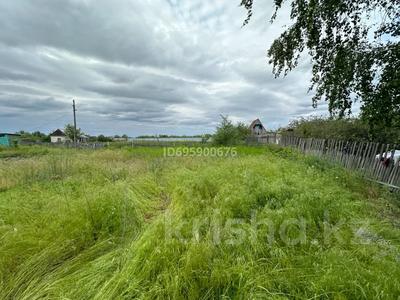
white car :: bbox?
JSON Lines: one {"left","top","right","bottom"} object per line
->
{"left": 375, "top": 150, "right": 400, "bottom": 165}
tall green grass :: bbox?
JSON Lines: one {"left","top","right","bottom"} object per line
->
{"left": 0, "top": 146, "right": 399, "bottom": 299}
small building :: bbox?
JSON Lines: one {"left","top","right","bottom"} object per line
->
{"left": 79, "top": 134, "right": 90, "bottom": 143}
{"left": 50, "top": 129, "right": 71, "bottom": 143}
{"left": 0, "top": 133, "right": 21, "bottom": 147}
{"left": 249, "top": 119, "right": 267, "bottom": 136}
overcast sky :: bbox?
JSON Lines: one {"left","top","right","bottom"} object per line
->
{"left": 0, "top": 0, "right": 327, "bottom": 136}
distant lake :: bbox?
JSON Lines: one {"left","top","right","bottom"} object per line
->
{"left": 130, "top": 137, "right": 204, "bottom": 142}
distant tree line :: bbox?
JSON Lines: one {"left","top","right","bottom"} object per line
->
{"left": 15, "top": 127, "right": 215, "bottom": 144}
{"left": 17, "top": 116, "right": 398, "bottom": 147}
{"left": 16, "top": 131, "right": 51, "bottom": 143}
{"left": 15, "top": 124, "right": 130, "bottom": 144}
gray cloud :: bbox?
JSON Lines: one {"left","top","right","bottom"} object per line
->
{"left": 0, "top": 0, "right": 322, "bottom": 136}
{"left": 0, "top": 68, "right": 37, "bottom": 82}
{"left": 0, "top": 95, "right": 68, "bottom": 112}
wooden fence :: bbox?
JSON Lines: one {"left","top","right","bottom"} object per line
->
{"left": 255, "top": 134, "right": 400, "bottom": 190}
{"left": 20, "top": 141, "right": 107, "bottom": 149}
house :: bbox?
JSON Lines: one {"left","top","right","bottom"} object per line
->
{"left": 50, "top": 129, "right": 71, "bottom": 143}
{"left": 0, "top": 133, "right": 21, "bottom": 147}
{"left": 249, "top": 119, "right": 267, "bottom": 136}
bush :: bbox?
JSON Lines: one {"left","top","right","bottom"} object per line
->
{"left": 97, "top": 135, "right": 112, "bottom": 142}
{"left": 213, "top": 116, "right": 250, "bottom": 146}
{"left": 285, "top": 117, "right": 369, "bottom": 141}
{"left": 284, "top": 116, "right": 400, "bottom": 144}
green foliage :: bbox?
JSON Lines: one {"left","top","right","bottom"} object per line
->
{"left": 236, "top": 121, "right": 251, "bottom": 141}
{"left": 241, "top": 0, "right": 400, "bottom": 129}
{"left": 0, "top": 146, "right": 399, "bottom": 298}
{"left": 97, "top": 135, "right": 112, "bottom": 142}
{"left": 17, "top": 131, "right": 49, "bottom": 143}
{"left": 64, "top": 124, "right": 82, "bottom": 141}
{"left": 285, "top": 116, "right": 400, "bottom": 143}
{"left": 213, "top": 116, "right": 250, "bottom": 145}
{"left": 287, "top": 117, "right": 369, "bottom": 141}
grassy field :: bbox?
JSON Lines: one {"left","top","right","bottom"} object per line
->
{"left": 0, "top": 145, "right": 399, "bottom": 299}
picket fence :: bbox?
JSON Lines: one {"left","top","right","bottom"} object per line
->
{"left": 253, "top": 134, "right": 400, "bottom": 190}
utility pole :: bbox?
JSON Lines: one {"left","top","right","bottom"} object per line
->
{"left": 72, "top": 99, "right": 77, "bottom": 145}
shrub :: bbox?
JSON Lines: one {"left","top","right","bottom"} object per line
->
{"left": 213, "top": 116, "right": 250, "bottom": 146}
{"left": 284, "top": 116, "right": 400, "bottom": 144}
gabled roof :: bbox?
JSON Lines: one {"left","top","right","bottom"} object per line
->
{"left": 249, "top": 118, "right": 264, "bottom": 129}
{"left": 50, "top": 129, "right": 66, "bottom": 137}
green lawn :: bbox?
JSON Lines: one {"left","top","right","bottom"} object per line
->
{"left": 0, "top": 146, "right": 399, "bottom": 299}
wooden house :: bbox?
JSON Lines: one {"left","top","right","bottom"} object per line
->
{"left": 249, "top": 119, "right": 267, "bottom": 136}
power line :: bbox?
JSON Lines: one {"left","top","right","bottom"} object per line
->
{"left": 29, "top": 114, "right": 69, "bottom": 132}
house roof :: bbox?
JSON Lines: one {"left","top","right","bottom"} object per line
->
{"left": 249, "top": 119, "right": 264, "bottom": 129}
{"left": 50, "top": 129, "right": 66, "bottom": 137}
